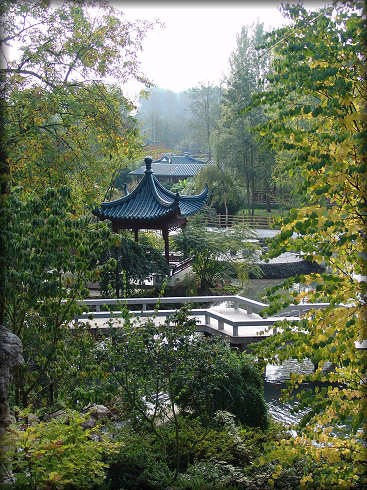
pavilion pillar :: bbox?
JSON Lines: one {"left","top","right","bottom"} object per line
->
{"left": 181, "top": 218, "right": 187, "bottom": 232}
{"left": 134, "top": 229, "right": 139, "bottom": 243}
{"left": 162, "top": 227, "right": 170, "bottom": 264}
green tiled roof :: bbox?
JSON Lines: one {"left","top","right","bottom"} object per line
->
{"left": 93, "top": 157, "right": 208, "bottom": 224}
{"left": 129, "top": 162, "right": 205, "bottom": 177}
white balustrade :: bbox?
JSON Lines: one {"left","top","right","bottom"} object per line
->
{"left": 71, "top": 295, "right": 348, "bottom": 343}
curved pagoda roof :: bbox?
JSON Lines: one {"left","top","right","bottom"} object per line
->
{"left": 93, "top": 157, "right": 208, "bottom": 230}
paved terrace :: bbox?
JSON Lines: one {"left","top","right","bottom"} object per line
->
{"left": 73, "top": 295, "right": 332, "bottom": 345}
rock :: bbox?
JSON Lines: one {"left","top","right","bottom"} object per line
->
{"left": 83, "top": 404, "right": 111, "bottom": 419}
{"left": 0, "top": 325, "right": 24, "bottom": 485}
{"left": 49, "top": 409, "right": 67, "bottom": 420}
{"left": 26, "top": 413, "right": 40, "bottom": 425}
{"left": 81, "top": 404, "right": 111, "bottom": 429}
{"left": 0, "top": 326, "right": 24, "bottom": 426}
{"left": 82, "top": 417, "right": 97, "bottom": 429}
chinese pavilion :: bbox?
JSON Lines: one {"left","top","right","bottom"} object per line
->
{"left": 93, "top": 157, "right": 208, "bottom": 263}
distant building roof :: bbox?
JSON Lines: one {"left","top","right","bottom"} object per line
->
{"left": 154, "top": 153, "right": 206, "bottom": 165}
{"left": 129, "top": 162, "right": 205, "bottom": 178}
{"left": 93, "top": 157, "right": 208, "bottom": 227}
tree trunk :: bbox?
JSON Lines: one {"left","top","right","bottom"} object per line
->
{"left": 250, "top": 149, "right": 255, "bottom": 217}
{"left": 205, "top": 87, "right": 211, "bottom": 160}
{"left": 224, "top": 194, "right": 228, "bottom": 227}
{"left": 265, "top": 177, "right": 272, "bottom": 213}
{"left": 162, "top": 227, "right": 170, "bottom": 264}
{"left": 0, "top": 82, "right": 8, "bottom": 328}
{"left": 244, "top": 156, "right": 250, "bottom": 216}
{"left": 266, "top": 193, "right": 271, "bottom": 213}
{"left": 115, "top": 267, "right": 120, "bottom": 297}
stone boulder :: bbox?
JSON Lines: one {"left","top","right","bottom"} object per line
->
{"left": 81, "top": 404, "right": 111, "bottom": 429}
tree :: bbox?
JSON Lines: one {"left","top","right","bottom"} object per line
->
{"left": 4, "top": 186, "right": 111, "bottom": 408}
{"left": 137, "top": 88, "right": 191, "bottom": 150}
{"left": 97, "top": 306, "right": 267, "bottom": 478}
{"left": 0, "top": 30, "right": 24, "bottom": 485}
{"left": 98, "top": 231, "right": 169, "bottom": 297}
{"left": 174, "top": 350, "right": 268, "bottom": 429}
{"left": 1, "top": 0, "right": 154, "bottom": 207}
{"left": 172, "top": 224, "right": 261, "bottom": 293}
{"left": 246, "top": 2, "right": 367, "bottom": 486}
{"left": 214, "top": 23, "right": 275, "bottom": 215}
{"left": 9, "top": 410, "right": 120, "bottom": 489}
{"left": 194, "top": 162, "right": 243, "bottom": 222}
{"left": 186, "top": 83, "right": 221, "bottom": 158}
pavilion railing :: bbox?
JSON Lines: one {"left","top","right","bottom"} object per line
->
{"left": 191, "top": 214, "right": 277, "bottom": 229}
{"left": 170, "top": 257, "right": 194, "bottom": 276}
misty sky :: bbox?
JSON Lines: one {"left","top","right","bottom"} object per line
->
{"left": 118, "top": 1, "right": 327, "bottom": 100}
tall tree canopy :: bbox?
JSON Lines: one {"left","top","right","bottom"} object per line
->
{"left": 137, "top": 88, "right": 192, "bottom": 150}
{"left": 186, "top": 83, "right": 221, "bottom": 159}
{"left": 248, "top": 2, "right": 367, "bottom": 486}
{"left": 214, "top": 23, "right": 275, "bottom": 214}
{"left": 1, "top": 0, "right": 154, "bottom": 208}
{"left": 137, "top": 84, "right": 220, "bottom": 156}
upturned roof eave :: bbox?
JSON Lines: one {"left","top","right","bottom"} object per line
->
{"left": 93, "top": 158, "right": 208, "bottom": 222}
{"left": 99, "top": 172, "right": 173, "bottom": 209}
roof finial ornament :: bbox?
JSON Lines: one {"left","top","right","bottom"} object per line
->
{"left": 144, "top": 156, "right": 153, "bottom": 173}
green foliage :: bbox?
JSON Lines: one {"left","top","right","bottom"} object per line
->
{"left": 98, "top": 231, "right": 169, "bottom": 297}
{"left": 161, "top": 415, "right": 251, "bottom": 469}
{"left": 194, "top": 163, "right": 243, "bottom": 215}
{"left": 52, "top": 326, "right": 120, "bottom": 409}
{"left": 2, "top": 0, "right": 154, "bottom": 207}
{"left": 175, "top": 352, "right": 268, "bottom": 429}
{"left": 103, "top": 431, "right": 175, "bottom": 490}
{"left": 172, "top": 224, "right": 261, "bottom": 292}
{"left": 103, "top": 415, "right": 288, "bottom": 490}
{"left": 96, "top": 307, "right": 269, "bottom": 475}
{"left": 9, "top": 409, "right": 120, "bottom": 489}
{"left": 214, "top": 23, "right": 275, "bottom": 214}
{"left": 96, "top": 306, "right": 202, "bottom": 475}
{"left": 245, "top": 2, "right": 367, "bottom": 487}
{"left": 4, "top": 186, "right": 110, "bottom": 408}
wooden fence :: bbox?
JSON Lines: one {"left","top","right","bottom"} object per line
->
{"left": 193, "top": 214, "right": 275, "bottom": 229}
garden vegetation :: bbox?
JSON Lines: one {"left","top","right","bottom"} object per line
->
{"left": 0, "top": 0, "right": 366, "bottom": 488}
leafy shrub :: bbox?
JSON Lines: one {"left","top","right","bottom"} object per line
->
{"left": 242, "top": 459, "right": 308, "bottom": 489}
{"left": 175, "top": 350, "right": 268, "bottom": 429}
{"left": 9, "top": 410, "right": 120, "bottom": 489}
{"left": 175, "top": 460, "right": 249, "bottom": 489}
{"left": 102, "top": 430, "right": 174, "bottom": 490}
{"left": 250, "top": 261, "right": 325, "bottom": 279}
{"left": 172, "top": 225, "right": 259, "bottom": 292}
{"left": 158, "top": 416, "right": 251, "bottom": 472}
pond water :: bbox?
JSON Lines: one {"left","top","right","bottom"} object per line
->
{"left": 238, "top": 278, "right": 316, "bottom": 426}
{"left": 263, "top": 359, "right": 315, "bottom": 425}
{"left": 238, "top": 278, "right": 285, "bottom": 303}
